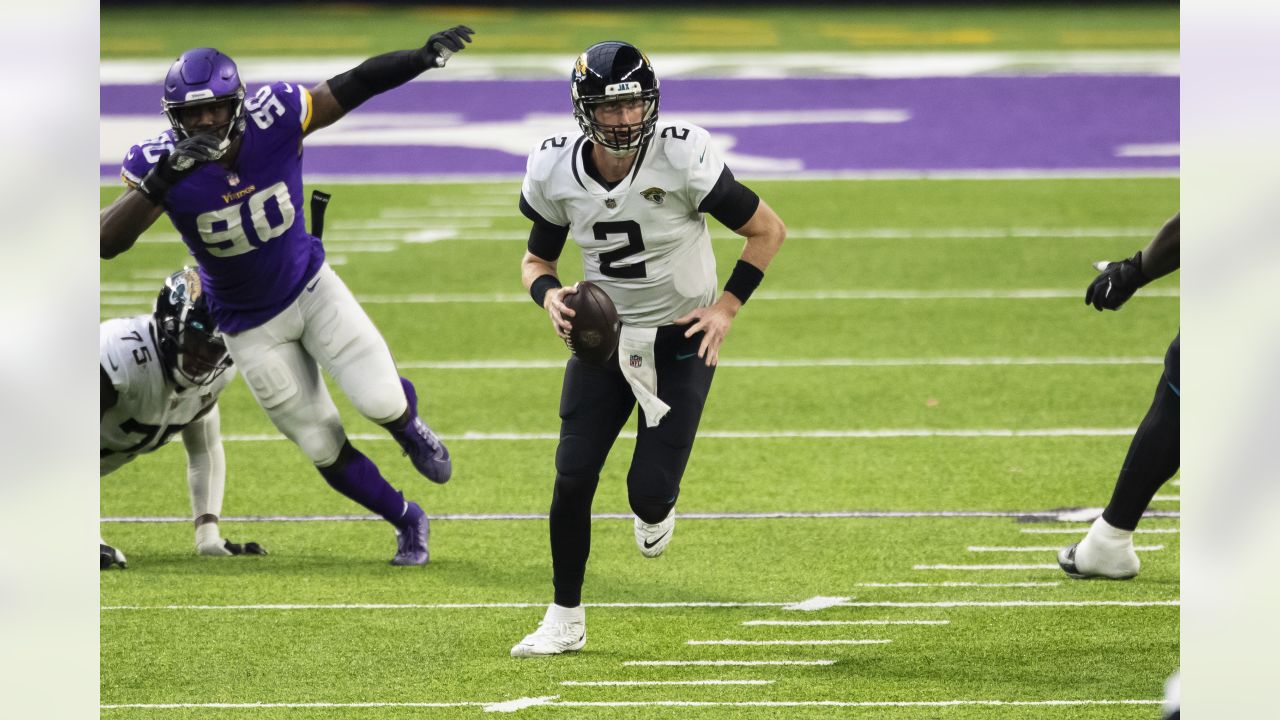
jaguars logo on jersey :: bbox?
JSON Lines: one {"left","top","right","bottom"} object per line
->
{"left": 640, "top": 187, "right": 667, "bottom": 205}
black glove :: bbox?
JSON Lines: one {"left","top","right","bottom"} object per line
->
{"left": 224, "top": 540, "right": 268, "bottom": 556}
{"left": 138, "top": 134, "right": 228, "bottom": 204}
{"left": 1085, "top": 251, "right": 1150, "bottom": 311}
{"left": 423, "top": 25, "right": 474, "bottom": 68}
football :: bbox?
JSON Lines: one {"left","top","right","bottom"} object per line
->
{"left": 564, "top": 281, "right": 620, "bottom": 367}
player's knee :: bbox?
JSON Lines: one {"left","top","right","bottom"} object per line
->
{"left": 296, "top": 423, "right": 347, "bottom": 466}
{"left": 354, "top": 376, "right": 408, "bottom": 425}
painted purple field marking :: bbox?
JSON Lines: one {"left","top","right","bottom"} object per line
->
{"left": 101, "top": 76, "right": 1177, "bottom": 177}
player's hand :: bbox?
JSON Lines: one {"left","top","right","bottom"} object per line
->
{"left": 1085, "top": 252, "right": 1149, "bottom": 311}
{"left": 138, "top": 134, "right": 229, "bottom": 204}
{"left": 423, "top": 25, "right": 475, "bottom": 68}
{"left": 545, "top": 283, "right": 578, "bottom": 342}
{"left": 198, "top": 537, "right": 268, "bottom": 557}
{"left": 675, "top": 295, "right": 741, "bottom": 367}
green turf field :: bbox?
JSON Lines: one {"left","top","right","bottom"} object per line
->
{"left": 101, "top": 4, "right": 1178, "bottom": 58}
{"left": 100, "top": 177, "right": 1179, "bottom": 718}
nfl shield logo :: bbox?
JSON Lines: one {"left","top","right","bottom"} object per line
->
{"left": 629, "top": 354, "right": 643, "bottom": 368}
{"left": 605, "top": 198, "right": 617, "bottom": 209}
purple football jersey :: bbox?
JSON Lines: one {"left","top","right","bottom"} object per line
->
{"left": 121, "top": 81, "right": 324, "bottom": 334}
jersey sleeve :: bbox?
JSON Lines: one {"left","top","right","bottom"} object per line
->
{"left": 119, "top": 132, "right": 176, "bottom": 189}
{"left": 681, "top": 125, "right": 728, "bottom": 209}
{"left": 99, "top": 318, "right": 139, "bottom": 397}
{"left": 520, "top": 138, "right": 572, "bottom": 228}
{"left": 243, "top": 82, "right": 310, "bottom": 148}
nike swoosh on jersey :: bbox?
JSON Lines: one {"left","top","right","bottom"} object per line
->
{"left": 107, "top": 356, "right": 119, "bottom": 371}
{"left": 306, "top": 276, "right": 322, "bottom": 292}
{"left": 643, "top": 530, "right": 670, "bottom": 549}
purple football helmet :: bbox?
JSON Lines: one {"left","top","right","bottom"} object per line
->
{"left": 162, "top": 48, "right": 246, "bottom": 143}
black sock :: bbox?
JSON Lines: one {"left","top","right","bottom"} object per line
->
{"left": 1101, "top": 372, "right": 1180, "bottom": 530}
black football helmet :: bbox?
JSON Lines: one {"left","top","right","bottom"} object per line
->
{"left": 154, "top": 268, "right": 232, "bottom": 387}
{"left": 570, "top": 41, "right": 660, "bottom": 156}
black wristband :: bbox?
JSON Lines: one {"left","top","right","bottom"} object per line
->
{"left": 724, "top": 260, "right": 765, "bottom": 304}
{"left": 327, "top": 49, "right": 430, "bottom": 112}
{"left": 530, "top": 274, "right": 563, "bottom": 308}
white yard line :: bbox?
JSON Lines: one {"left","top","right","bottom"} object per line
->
{"left": 1151, "top": 495, "right": 1180, "bottom": 502}
{"left": 102, "top": 599, "right": 1178, "bottom": 612}
{"left": 914, "top": 564, "right": 1060, "bottom": 570}
{"left": 838, "top": 601, "right": 1177, "bottom": 608}
{"left": 1020, "top": 528, "right": 1178, "bottom": 535}
{"left": 689, "top": 639, "right": 893, "bottom": 646}
{"left": 855, "top": 582, "right": 1060, "bottom": 588}
{"left": 211, "top": 428, "right": 1140, "bottom": 444}
{"left": 547, "top": 699, "right": 1162, "bottom": 709}
{"left": 783, "top": 596, "right": 850, "bottom": 611}
{"left": 100, "top": 697, "right": 1163, "bottom": 712}
{"left": 744, "top": 620, "right": 949, "bottom": 626}
{"left": 396, "top": 356, "right": 1163, "bottom": 370}
{"left": 100, "top": 509, "right": 1181, "bottom": 524}
{"left": 966, "top": 545, "right": 1165, "bottom": 552}
{"left": 624, "top": 660, "right": 835, "bottom": 667}
{"left": 561, "top": 680, "right": 773, "bottom": 686}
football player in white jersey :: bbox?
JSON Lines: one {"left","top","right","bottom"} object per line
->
{"left": 101, "top": 268, "right": 264, "bottom": 569}
{"left": 511, "top": 42, "right": 786, "bottom": 657}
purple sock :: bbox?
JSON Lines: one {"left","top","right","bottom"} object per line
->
{"left": 318, "top": 443, "right": 410, "bottom": 525}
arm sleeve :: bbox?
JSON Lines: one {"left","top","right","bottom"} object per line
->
{"left": 698, "top": 166, "right": 761, "bottom": 232}
{"left": 521, "top": 193, "right": 569, "bottom": 261}
{"left": 325, "top": 49, "right": 431, "bottom": 112}
{"left": 181, "top": 405, "right": 226, "bottom": 520}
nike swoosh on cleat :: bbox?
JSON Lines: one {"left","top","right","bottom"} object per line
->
{"left": 643, "top": 531, "right": 670, "bottom": 549}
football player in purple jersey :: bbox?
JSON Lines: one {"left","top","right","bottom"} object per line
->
{"left": 99, "top": 27, "right": 474, "bottom": 566}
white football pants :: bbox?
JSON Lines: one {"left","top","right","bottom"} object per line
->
{"left": 223, "top": 263, "right": 407, "bottom": 467}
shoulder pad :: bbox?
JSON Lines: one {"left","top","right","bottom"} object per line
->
{"left": 121, "top": 130, "right": 177, "bottom": 185}
{"left": 526, "top": 133, "right": 578, "bottom": 183}
{"left": 655, "top": 121, "right": 712, "bottom": 170}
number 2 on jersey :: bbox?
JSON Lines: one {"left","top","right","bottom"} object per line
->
{"left": 595, "top": 220, "right": 647, "bottom": 279}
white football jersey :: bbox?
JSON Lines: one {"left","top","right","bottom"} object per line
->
{"left": 100, "top": 315, "right": 235, "bottom": 476}
{"left": 522, "top": 121, "right": 726, "bottom": 327}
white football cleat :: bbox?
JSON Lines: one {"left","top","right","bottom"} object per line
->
{"left": 1057, "top": 517, "right": 1140, "bottom": 580}
{"left": 511, "top": 604, "right": 586, "bottom": 658}
{"left": 634, "top": 508, "right": 675, "bottom": 558}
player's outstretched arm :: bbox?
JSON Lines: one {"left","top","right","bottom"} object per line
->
{"left": 1085, "top": 212, "right": 1179, "bottom": 312}
{"left": 307, "top": 25, "right": 474, "bottom": 136}
{"left": 677, "top": 200, "right": 787, "bottom": 366}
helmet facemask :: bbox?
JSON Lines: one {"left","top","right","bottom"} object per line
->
{"left": 154, "top": 269, "right": 233, "bottom": 388}
{"left": 574, "top": 84, "right": 659, "bottom": 158}
{"left": 163, "top": 91, "right": 246, "bottom": 145}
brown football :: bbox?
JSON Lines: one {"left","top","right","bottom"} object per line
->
{"left": 564, "top": 281, "right": 620, "bottom": 367}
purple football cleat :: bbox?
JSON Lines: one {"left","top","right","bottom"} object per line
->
{"left": 391, "top": 501, "right": 430, "bottom": 566}
{"left": 393, "top": 377, "right": 452, "bottom": 484}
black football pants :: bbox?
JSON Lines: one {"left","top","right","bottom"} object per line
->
{"left": 549, "top": 324, "right": 716, "bottom": 607}
{"left": 1102, "top": 333, "right": 1180, "bottom": 530}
